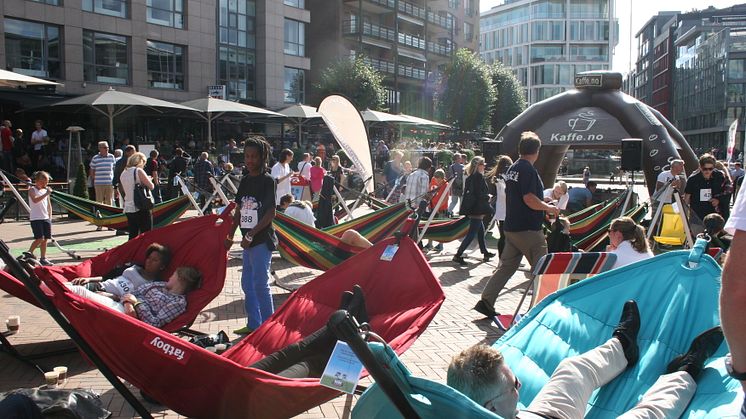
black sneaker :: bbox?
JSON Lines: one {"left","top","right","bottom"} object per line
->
{"left": 483, "top": 252, "right": 496, "bottom": 262}
{"left": 612, "top": 300, "right": 640, "bottom": 367}
{"left": 666, "top": 326, "right": 724, "bottom": 381}
{"left": 473, "top": 299, "right": 498, "bottom": 318}
{"left": 452, "top": 255, "right": 467, "bottom": 266}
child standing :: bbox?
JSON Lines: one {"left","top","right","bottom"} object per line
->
{"left": 425, "top": 169, "right": 450, "bottom": 252}
{"left": 226, "top": 136, "right": 277, "bottom": 335}
{"left": 28, "top": 171, "right": 53, "bottom": 266}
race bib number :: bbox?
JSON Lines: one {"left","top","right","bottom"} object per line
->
{"left": 700, "top": 189, "right": 712, "bottom": 202}
{"left": 240, "top": 208, "right": 258, "bottom": 229}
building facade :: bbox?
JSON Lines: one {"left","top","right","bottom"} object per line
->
{"left": 672, "top": 5, "right": 746, "bottom": 153}
{"left": 632, "top": 11, "right": 677, "bottom": 120}
{"left": 479, "top": 0, "right": 618, "bottom": 104}
{"left": 305, "top": 0, "right": 479, "bottom": 116}
{"left": 0, "top": 0, "right": 310, "bottom": 109}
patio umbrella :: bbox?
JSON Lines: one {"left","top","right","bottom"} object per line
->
{"left": 181, "top": 97, "right": 282, "bottom": 144}
{"left": 48, "top": 87, "right": 197, "bottom": 147}
{"left": 399, "top": 113, "right": 451, "bottom": 129}
{"left": 278, "top": 104, "right": 321, "bottom": 145}
{"left": 360, "top": 109, "right": 412, "bottom": 124}
{"left": 0, "top": 69, "right": 62, "bottom": 88}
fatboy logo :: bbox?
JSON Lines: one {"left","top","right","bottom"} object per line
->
{"left": 145, "top": 336, "right": 191, "bottom": 364}
{"left": 550, "top": 111, "right": 604, "bottom": 142}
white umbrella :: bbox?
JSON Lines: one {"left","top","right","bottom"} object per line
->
{"left": 360, "top": 109, "right": 413, "bottom": 124}
{"left": 49, "top": 87, "right": 197, "bottom": 147}
{"left": 181, "top": 97, "right": 282, "bottom": 144}
{"left": 399, "top": 113, "right": 451, "bottom": 129}
{"left": 0, "top": 69, "right": 62, "bottom": 88}
{"left": 278, "top": 104, "right": 321, "bottom": 145}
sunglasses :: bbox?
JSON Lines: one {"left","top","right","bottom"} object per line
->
{"left": 701, "top": 166, "right": 714, "bottom": 172}
{"left": 483, "top": 376, "right": 522, "bottom": 410}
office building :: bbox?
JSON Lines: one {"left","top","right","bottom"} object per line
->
{"left": 479, "top": 0, "right": 618, "bottom": 104}
{"left": 632, "top": 11, "right": 677, "bottom": 120}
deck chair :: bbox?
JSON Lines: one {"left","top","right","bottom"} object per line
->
{"left": 348, "top": 239, "right": 743, "bottom": 418}
{"left": 495, "top": 252, "right": 617, "bottom": 331}
{"left": 653, "top": 204, "right": 687, "bottom": 246}
{"left": 32, "top": 234, "right": 444, "bottom": 419}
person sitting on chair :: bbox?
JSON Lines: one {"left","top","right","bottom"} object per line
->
{"left": 67, "top": 266, "right": 201, "bottom": 328}
{"left": 703, "top": 213, "right": 732, "bottom": 252}
{"left": 448, "top": 301, "right": 724, "bottom": 419}
{"left": 606, "top": 217, "right": 654, "bottom": 269}
{"left": 71, "top": 243, "right": 171, "bottom": 300}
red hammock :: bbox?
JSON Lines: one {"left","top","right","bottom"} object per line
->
{"left": 35, "top": 234, "right": 444, "bottom": 419}
{"left": 1, "top": 207, "right": 234, "bottom": 332}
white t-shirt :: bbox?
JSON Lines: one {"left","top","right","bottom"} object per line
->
{"left": 120, "top": 167, "right": 148, "bottom": 213}
{"left": 543, "top": 188, "right": 569, "bottom": 210}
{"left": 271, "top": 162, "right": 292, "bottom": 202}
{"left": 101, "top": 265, "right": 151, "bottom": 297}
{"left": 726, "top": 183, "right": 746, "bottom": 234}
{"left": 30, "top": 129, "right": 47, "bottom": 151}
{"left": 611, "top": 240, "right": 654, "bottom": 269}
{"left": 284, "top": 203, "right": 316, "bottom": 226}
{"left": 297, "top": 160, "right": 312, "bottom": 181}
{"left": 494, "top": 178, "right": 507, "bottom": 221}
{"left": 28, "top": 186, "right": 50, "bottom": 221}
{"left": 655, "top": 171, "right": 686, "bottom": 203}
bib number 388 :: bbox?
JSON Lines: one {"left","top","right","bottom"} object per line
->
{"left": 240, "top": 209, "right": 258, "bottom": 229}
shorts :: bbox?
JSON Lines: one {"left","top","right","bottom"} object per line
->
{"left": 30, "top": 219, "right": 51, "bottom": 239}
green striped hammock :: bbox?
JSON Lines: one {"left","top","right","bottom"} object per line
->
{"left": 569, "top": 191, "right": 628, "bottom": 240}
{"left": 51, "top": 190, "right": 191, "bottom": 230}
{"left": 573, "top": 204, "right": 648, "bottom": 251}
{"left": 274, "top": 202, "right": 413, "bottom": 271}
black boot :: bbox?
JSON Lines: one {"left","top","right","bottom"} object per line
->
{"left": 452, "top": 255, "right": 467, "bottom": 265}
{"left": 612, "top": 300, "right": 640, "bottom": 367}
{"left": 666, "top": 326, "right": 724, "bottom": 381}
{"left": 473, "top": 299, "right": 498, "bottom": 318}
{"left": 346, "top": 285, "right": 369, "bottom": 324}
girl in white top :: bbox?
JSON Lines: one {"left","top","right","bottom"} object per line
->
{"left": 120, "top": 152, "right": 154, "bottom": 240}
{"left": 607, "top": 216, "right": 654, "bottom": 269}
{"left": 271, "top": 149, "right": 295, "bottom": 203}
{"left": 544, "top": 181, "right": 569, "bottom": 211}
{"left": 27, "top": 171, "right": 54, "bottom": 265}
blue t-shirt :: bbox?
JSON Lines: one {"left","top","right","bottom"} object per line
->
{"left": 567, "top": 187, "right": 593, "bottom": 211}
{"left": 504, "top": 159, "right": 544, "bottom": 232}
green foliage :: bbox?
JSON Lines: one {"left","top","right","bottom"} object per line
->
{"left": 461, "top": 149, "right": 476, "bottom": 162}
{"left": 73, "top": 163, "right": 88, "bottom": 199}
{"left": 436, "top": 150, "right": 454, "bottom": 167}
{"left": 315, "top": 56, "right": 386, "bottom": 111}
{"left": 437, "top": 49, "right": 496, "bottom": 131}
{"left": 490, "top": 62, "right": 527, "bottom": 134}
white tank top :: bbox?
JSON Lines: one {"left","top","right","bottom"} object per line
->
{"left": 28, "top": 186, "right": 50, "bottom": 221}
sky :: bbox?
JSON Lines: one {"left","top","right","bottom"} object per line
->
{"left": 479, "top": 0, "right": 741, "bottom": 74}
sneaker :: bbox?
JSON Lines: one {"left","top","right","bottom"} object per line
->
{"left": 233, "top": 326, "right": 254, "bottom": 335}
{"left": 666, "top": 326, "right": 724, "bottom": 381}
{"left": 483, "top": 252, "right": 496, "bottom": 262}
{"left": 96, "top": 226, "right": 103, "bottom": 231}
{"left": 612, "top": 300, "right": 640, "bottom": 367}
{"left": 39, "top": 258, "right": 54, "bottom": 266}
{"left": 434, "top": 243, "right": 444, "bottom": 252}
{"left": 473, "top": 299, "right": 498, "bottom": 318}
{"left": 452, "top": 255, "right": 467, "bottom": 266}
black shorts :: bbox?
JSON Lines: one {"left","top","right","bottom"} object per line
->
{"left": 30, "top": 219, "right": 51, "bottom": 239}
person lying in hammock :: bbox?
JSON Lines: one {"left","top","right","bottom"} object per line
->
{"left": 249, "top": 285, "right": 368, "bottom": 379}
{"left": 67, "top": 266, "right": 202, "bottom": 328}
{"left": 70, "top": 243, "right": 171, "bottom": 300}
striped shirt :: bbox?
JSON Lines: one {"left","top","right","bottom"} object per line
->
{"left": 133, "top": 282, "right": 187, "bottom": 328}
{"left": 91, "top": 153, "right": 116, "bottom": 185}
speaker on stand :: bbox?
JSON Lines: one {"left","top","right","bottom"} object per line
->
{"left": 482, "top": 140, "right": 502, "bottom": 169}
{"left": 620, "top": 138, "right": 643, "bottom": 214}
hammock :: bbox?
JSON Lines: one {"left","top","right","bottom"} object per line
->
{"left": 35, "top": 235, "right": 445, "bottom": 419}
{"left": 569, "top": 192, "right": 627, "bottom": 239}
{"left": 418, "top": 217, "right": 470, "bottom": 243}
{"left": 51, "top": 190, "right": 191, "bottom": 231}
{"left": 3, "top": 207, "right": 234, "bottom": 332}
{"left": 572, "top": 204, "right": 647, "bottom": 252}
{"left": 275, "top": 202, "right": 412, "bottom": 271}
{"left": 566, "top": 201, "right": 604, "bottom": 224}
{"left": 350, "top": 240, "right": 742, "bottom": 418}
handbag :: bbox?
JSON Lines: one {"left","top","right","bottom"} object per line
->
{"left": 133, "top": 169, "right": 154, "bottom": 211}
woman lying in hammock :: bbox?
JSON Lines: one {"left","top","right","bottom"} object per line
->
{"left": 70, "top": 243, "right": 171, "bottom": 300}
{"left": 66, "top": 266, "right": 202, "bottom": 328}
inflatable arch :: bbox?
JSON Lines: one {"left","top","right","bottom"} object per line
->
{"left": 495, "top": 71, "right": 698, "bottom": 194}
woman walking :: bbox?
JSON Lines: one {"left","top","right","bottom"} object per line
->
{"left": 453, "top": 156, "right": 495, "bottom": 265}
{"left": 120, "top": 152, "right": 154, "bottom": 240}
{"left": 487, "top": 155, "right": 513, "bottom": 256}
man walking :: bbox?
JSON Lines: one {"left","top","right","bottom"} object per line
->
{"left": 193, "top": 151, "right": 215, "bottom": 214}
{"left": 474, "top": 132, "right": 560, "bottom": 318}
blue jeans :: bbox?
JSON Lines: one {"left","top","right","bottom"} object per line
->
{"left": 242, "top": 242, "right": 274, "bottom": 330}
{"left": 456, "top": 217, "right": 487, "bottom": 256}
{"left": 152, "top": 184, "right": 162, "bottom": 204}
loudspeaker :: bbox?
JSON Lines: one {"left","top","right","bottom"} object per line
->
{"left": 621, "top": 138, "right": 643, "bottom": 171}
{"left": 482, "top": 140, "right": 502, "bottom": 168}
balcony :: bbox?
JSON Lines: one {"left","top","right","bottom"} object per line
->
{"left": 427, "top": 11, "right": 453, "bottom": 30}
{"left": 361, "top": 56, "right": 396, "bottom": 75}
{"left": 398, "top": 0, "right": 427, "bottom": 20}
{"left": 343, "top": 20, "right": 396, "bottom": 43}
{"left": 427, "top": 41, "right": 453, "bottom": 56}
{"left": 398, "top": 64, "right": 427, "bottom": 80}
{"left": 398, "top": 32, "right": 426, "bottom": 50}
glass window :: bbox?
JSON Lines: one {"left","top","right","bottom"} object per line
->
{"left": 4, "top": 18, "right": 62, "bottom": 79}
{"left": 284, "top": 19, "right": 305, "bottom": 56}
{"left": 284, "top": 0, "right": 304, "bottom": 8}
{"left": 147, "top": 0, "right": 183, "bottom": 28}
{"left": 83, "top": 30, "right": 129, "bottom": 85}
{"left": 83, "top": 0, "right": 129, "bottom": 18}
{"left": 218, "top": 0, "right": 256, "bottom": 100}
{"left": 30, "top": 0, "right": 60, "bottom": 5}
{"left": 147, "top": 41, "right": 184, "bottom": 89}
{"left": 284, "top": 67, "right": 305, "bottom": 103}
{"left": 729, "top": 59, "right": 746, "bottom": 79}
{"left": 464, "top": 22, "right": 474, "bottom": 41}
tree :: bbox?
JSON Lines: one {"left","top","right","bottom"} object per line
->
{"left": 73, "top": 163, "right": 88, "bottom": 199}
{"left": 315, "top": 56, "right": 386, "bottom": 110}
{"left": 437, "top": 48, "right": 496, "bottom": 132}
{"left": 490, "top": 62, "right": 527, "bottom": 134}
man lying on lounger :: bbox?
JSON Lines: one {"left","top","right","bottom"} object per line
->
{"left": 448, "top": 301, "right": 724, "bottom": 419}
{"left": 67, "top": 266, "right": 202, "bottom": 328}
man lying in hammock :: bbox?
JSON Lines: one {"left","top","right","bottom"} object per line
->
{"left": 66, "top": 266, "right": 202, "bottom": 328}
{"left": 70, "top": 243, "right": 171, "bottom": 300}
{"left": 249, "top": 285, "right": 368, "bottom": 378}
{"left": 448, "top": 301, "right": 724, "bottom": 419}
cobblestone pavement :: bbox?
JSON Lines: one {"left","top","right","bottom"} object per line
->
{"left": 0, "top": 210, "right": 534, "bottom": 418}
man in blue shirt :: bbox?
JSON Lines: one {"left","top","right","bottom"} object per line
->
{"left": 475, "top": 132, "right": 560, "bottom": 318}
{"left": 567, "top": 181, "right": 597, "bottom": 213}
